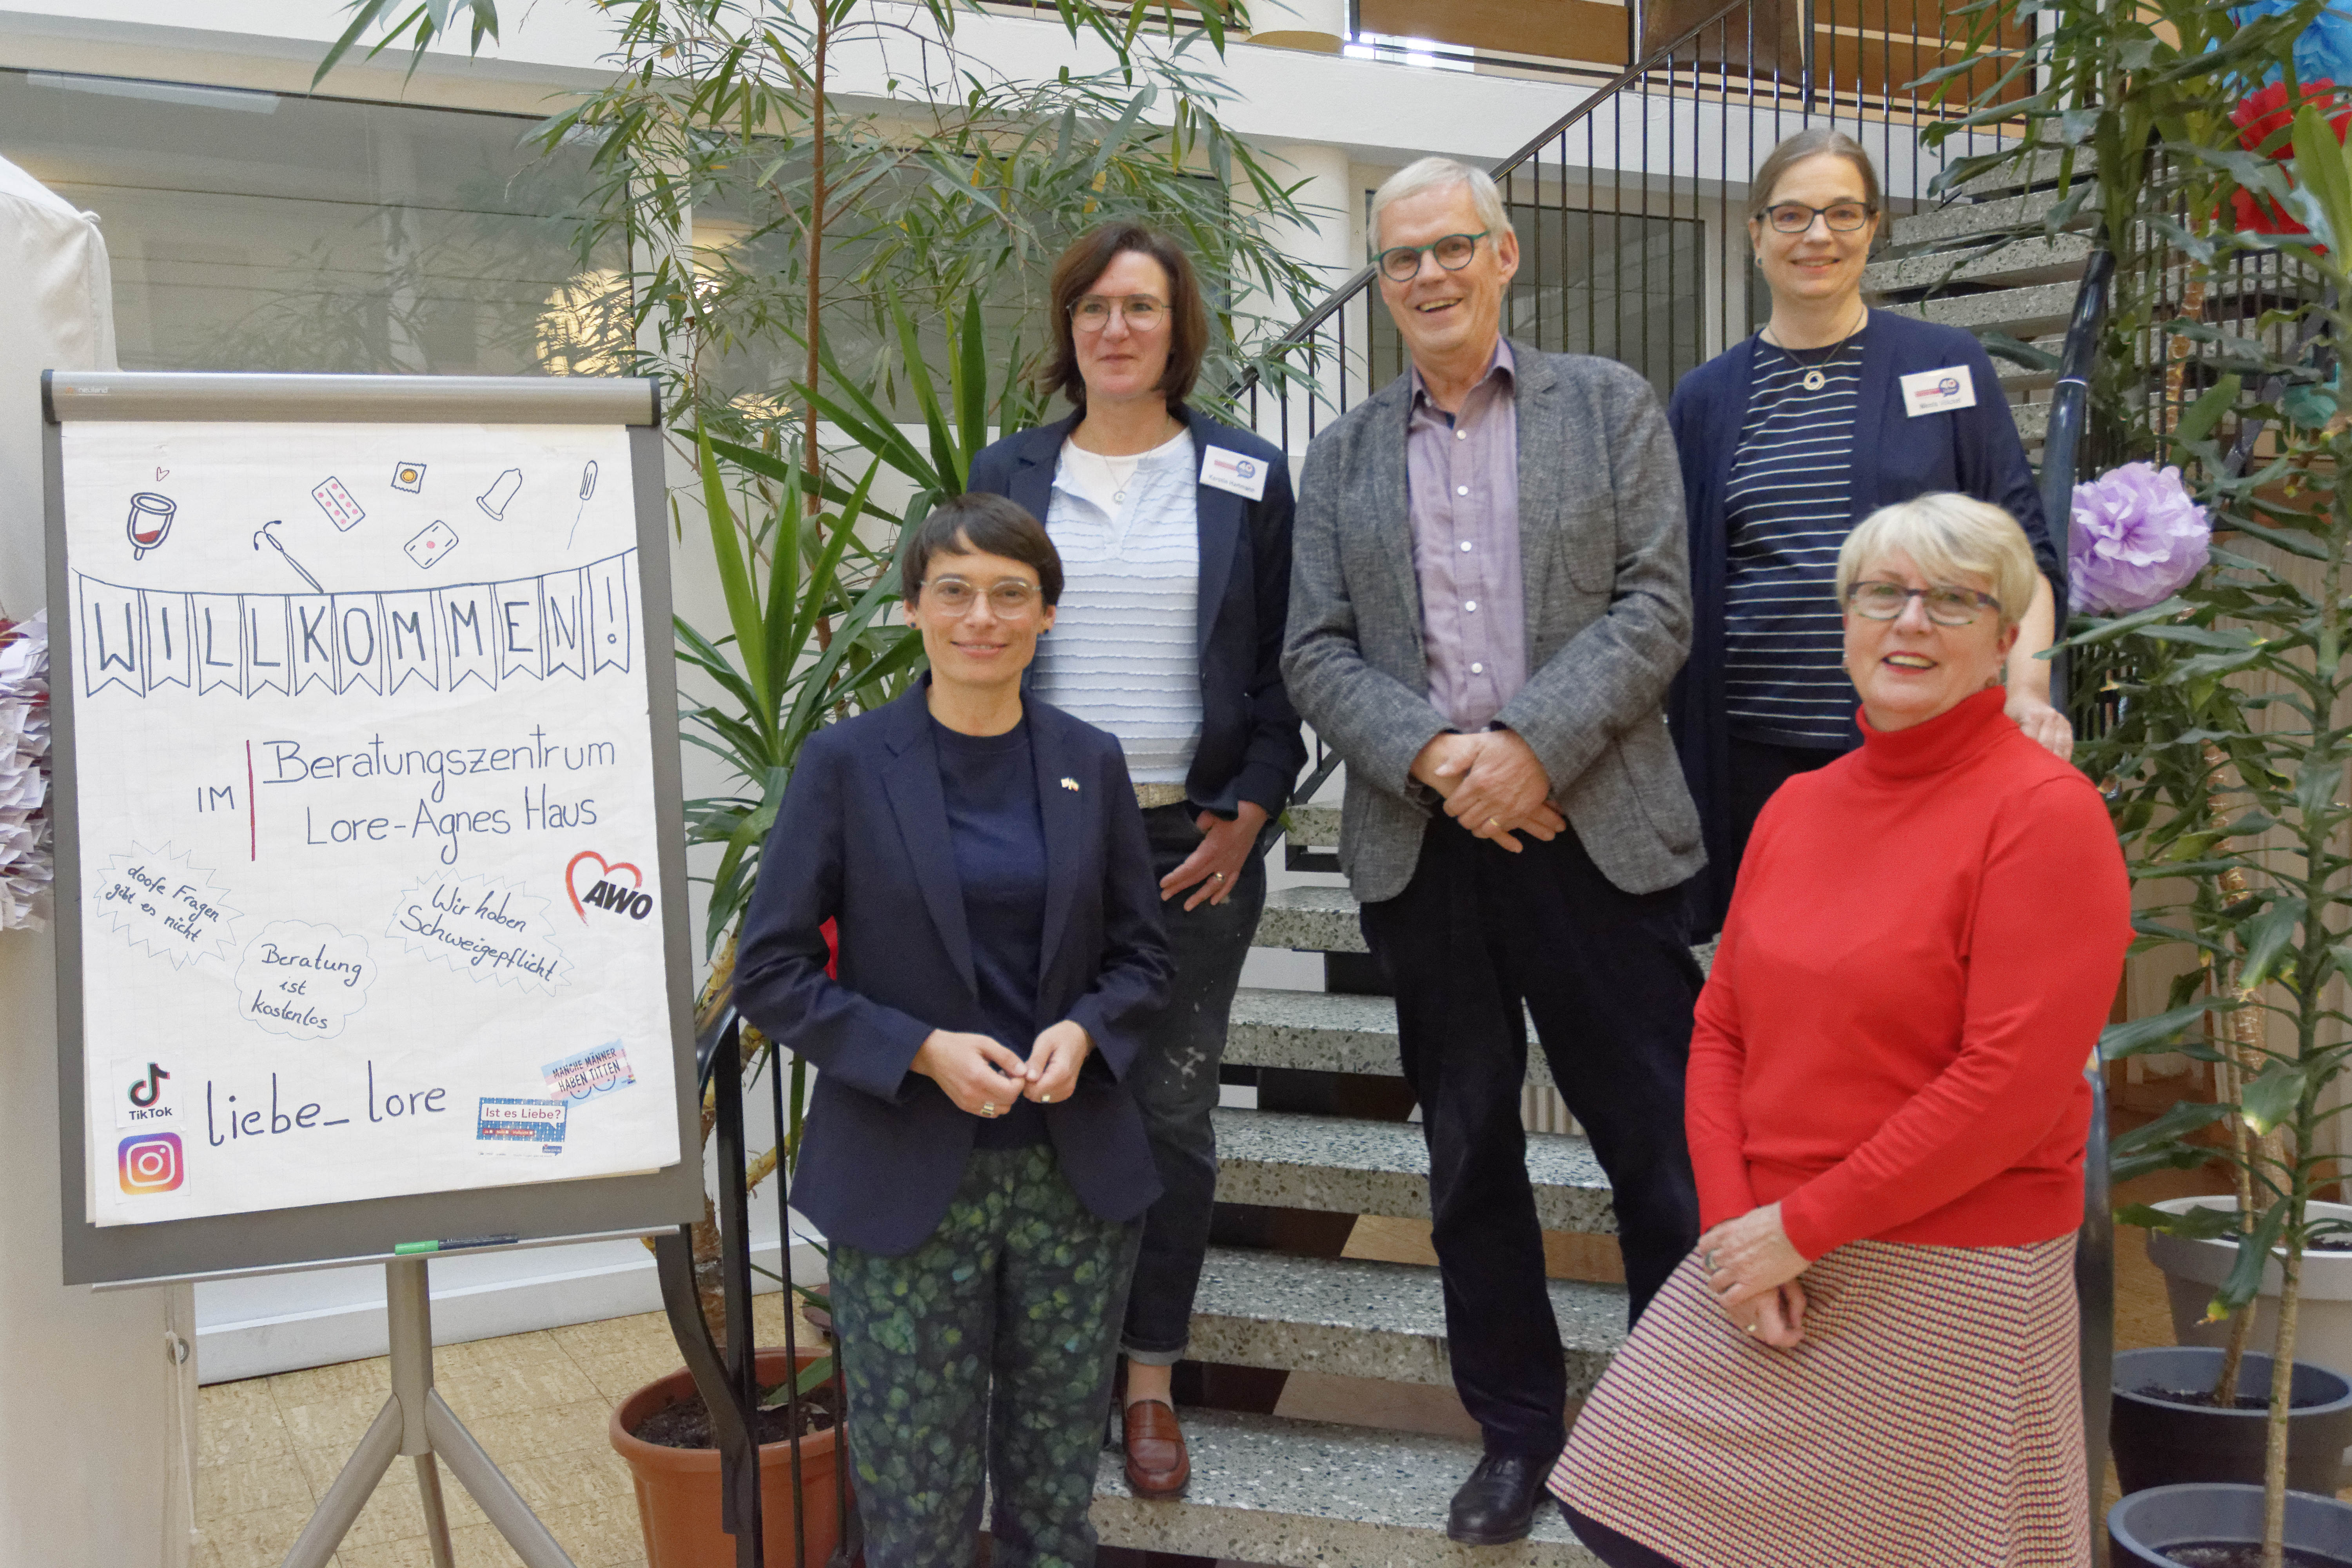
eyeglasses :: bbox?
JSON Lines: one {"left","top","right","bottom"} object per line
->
{"left": 1069, "top": 295, "right": 1168, "bottom": 332}
{"left": 1846, "top": 580, "right": 2001, "bottom": 626}
{"left": 921, "top": 577, "right": 1042, "bottom": 616}
{"left": 1760, "top": 201, "right": 1876, "bottom": 234}
{"left": 1377, "top": 230, "right": 1489, "bottom": 283}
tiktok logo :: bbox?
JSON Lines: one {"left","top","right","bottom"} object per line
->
{"left": 129, "top": 1062, "right": 168, "bottom": 1109}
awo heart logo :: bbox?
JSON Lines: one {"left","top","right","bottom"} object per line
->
{"left": 566, "top": 851, "right": 652, "bottom": 924}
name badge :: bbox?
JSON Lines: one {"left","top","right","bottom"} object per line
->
{"left": 1199, "top": 445, "right": 1269, "bottom": 501}
{"left": 1900, "top": 364, "right": 1978, "bottom": 417}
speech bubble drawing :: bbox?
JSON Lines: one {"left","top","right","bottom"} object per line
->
{"left": 387, "top": 872, "right": 570, "bottom": 994}
{"left": 93, "top": 845, "right": 241, "bottom": 971}
{"left": 234, "top": 921, "right": 377, "bottom": 1041}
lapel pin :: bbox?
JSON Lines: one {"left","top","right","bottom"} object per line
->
{"left": 1060, "top": 777, "right": 1081, "bottom": 792}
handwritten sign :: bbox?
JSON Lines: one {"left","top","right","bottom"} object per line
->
{"left": 60, "top": 420, "right": 679, "bottom": 1227}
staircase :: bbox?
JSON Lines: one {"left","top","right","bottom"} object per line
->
{"left": 1087, "top": 808, "right": 1621, "bottom": 1566}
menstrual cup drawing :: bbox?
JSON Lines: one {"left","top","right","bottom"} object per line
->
{"left": 125, "top": 493, "right": 175, "bottom": 560}
{"left": 252, "top": 521, "right": 325, "bottom": 593}
{"left": 476, "top": 468, "right": 523, "bottom": 520}
{"left": 566, "top": 460, "right": 598, "bottom": 548}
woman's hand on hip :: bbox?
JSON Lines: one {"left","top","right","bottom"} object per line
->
{"left": 911, "top": 1029, "right": 1030, "bottom": 1118}
{"left": 1699, "top": 1203, "right": 1812, "bottom": 1341}
{"left": 1023, "top": 1020, "right": 1093, "bottom": 1103}
{"left": 2005, "top": 690, "right": 2075, "bottom": 761}
{"left": 1161, "top": 802, "right": 1269, "bottom": 911}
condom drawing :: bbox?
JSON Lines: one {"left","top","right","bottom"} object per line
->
{"left": 125, "top": 493, "right": 176, "bottom": 560}
{"left": 476, "top": 468, "right": 523, "bottom": 520}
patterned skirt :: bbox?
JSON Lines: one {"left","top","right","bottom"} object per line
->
{"left": 1549, "top": 1235, "right": 2085, "bottom": 1568}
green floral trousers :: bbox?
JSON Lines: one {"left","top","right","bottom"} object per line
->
{"left": 828, "top": 1144, "right": 1140, "bottom": 1568}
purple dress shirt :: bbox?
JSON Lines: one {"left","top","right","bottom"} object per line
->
{"left": 1407, "top": 339, "right": 1526, "bottom": 731}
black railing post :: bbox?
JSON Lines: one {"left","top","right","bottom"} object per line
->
{"left": 713, "top": 1016, "right": 766, "bottom": 1568}
{"left": 767, "top": 1042, "right": 812, "bottom": 1568}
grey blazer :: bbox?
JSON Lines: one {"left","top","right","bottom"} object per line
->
{"left": 1281, "top": 341, "right": 1706, "bottom": 905}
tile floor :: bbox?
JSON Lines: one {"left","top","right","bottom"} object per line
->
{"left": 191, "top": 1165, "right": 2235, "bottom": 1568}
{"left": 194, "top": 1292, "right": 804, "bottom": 1568}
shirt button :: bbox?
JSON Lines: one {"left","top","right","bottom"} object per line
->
{"left": 1470, "top": 662, "right": 1485, "bottom": 674}
{"left": 1465, "top": 600, "right": 1478, "bottom": 612}
{"left": 1454, "top": 429, "right": 1467, "bottom": 441}
{"left": 1459, "top": 541, "right": 1473, "bottom": 552}
{"left": 1456, "top": 485, "right": 1470, "bottom": 496}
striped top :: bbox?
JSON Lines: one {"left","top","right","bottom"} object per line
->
{"left": 1030, "top": 430, "right": 1202, "bottom": 785}
{"left": 1720, "top": 328, "right": 1871, "bottom": 748}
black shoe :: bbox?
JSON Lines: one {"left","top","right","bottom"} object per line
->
{"left": 1446, "top": 1449, "right": 1559, "bottom": 1546}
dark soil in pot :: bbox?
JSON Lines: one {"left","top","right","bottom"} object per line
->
{"left": 2111, "top": 1484, "right": 2352, "bottom": 1568}
{"left": 629, "top": 1377, "right": 841, "bottom": 1448}
{"left": 2114, "top": 1347, "right": 2352, "bottom": 1495}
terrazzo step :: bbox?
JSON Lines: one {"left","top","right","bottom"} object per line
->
{"left": 1212, "top": 1105, "right": 1613, "bottom": 1232}
{"left": 1946, "top": 147, "right": 2094, "bottom": 200}
{"left": 1864, "top": 232, "right": 2094, "bottom": 294}
{"left": 1285, "top": 800, "right": 1343, "bottom": 848}
{"left": 1890, "top": 189, "right": 2069, "bottom": 249}
{"left": 1091, "top": 1406, "right": 1597, "bottom": 1566}
{"left": 1223, "top": 986, "right": 1553, "bottom": 1089}
{"left": 1188, "top": 1246, "right": 1626, "bottom": 1394}
{"left": 1884, "top": 280, "right": 2081, "bottom": 339}
{"left": 1255, "top": 883, "right": 1370, "bottom": 954}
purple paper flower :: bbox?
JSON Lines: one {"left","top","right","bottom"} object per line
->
{"left": 2069, "top": 462, "right": 2212, "bottom": 614}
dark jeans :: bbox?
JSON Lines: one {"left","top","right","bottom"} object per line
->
{"left": 1726, "top": 734, "right": 1839, "bottom": 877}
{"left": 1357, "top": 816, "right": 1702, "bottom": 1457}
{"left": 1560, "top": 1503, "right": 1693, "bottom": 1568}
{"left": 1120, "top": 802, "right": 1267, "bottom": 1363}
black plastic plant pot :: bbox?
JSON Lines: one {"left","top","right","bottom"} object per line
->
{"left": 2113, "top": 1347, "right": 2352, "bottom": 1496}
{"left": 2110, "top": 1483, "right": 2352, "bottom": 1567}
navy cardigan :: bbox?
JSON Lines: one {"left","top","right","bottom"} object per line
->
{"left": 733, "top": 684, "right": 1173, "bottom": 1255}
{"left": 1666, "top": 310, "right": 2063, "bottom": 937}
{"left": 965, "top": 405, "right": 1307, "bottom": 822}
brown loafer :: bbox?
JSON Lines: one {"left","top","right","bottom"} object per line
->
{"left": 1122, "top": 1398, "right": 1190, "bottom": 1496}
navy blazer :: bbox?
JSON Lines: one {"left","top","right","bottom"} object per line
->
{"left": 1665, "top": 310, "right": 2064, "bottom": 937}
{"left": 733, "top": 684, "right": 1174, "bottom": 1256}
{"left": 965, "top": 405, "right": 1307, "bottom": 821}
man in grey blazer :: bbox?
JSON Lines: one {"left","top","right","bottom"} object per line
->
{"left": 1283, "top": 156, "right": 1705, "bottom": 1547}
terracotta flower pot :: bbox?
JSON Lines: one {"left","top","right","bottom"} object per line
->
{"left": 610, "top": 1347, "right": 848, "bottom": 1568}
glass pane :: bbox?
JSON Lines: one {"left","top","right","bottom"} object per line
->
{"left": 0, "top": 70, "right": 628, "bottom": 376}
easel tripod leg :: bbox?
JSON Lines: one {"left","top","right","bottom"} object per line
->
{"left": 426, "top": 1390, "right": 578, "bottom": 1568}
{"left": 415, "top": 1453, "right": 456, "bottom": 1568}
{"left": 275, "top": 1398, "right": 402, "bottom": 1568}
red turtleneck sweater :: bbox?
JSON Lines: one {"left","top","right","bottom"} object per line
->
{"left": 1688, "top": 687, "right": 2132, "bottom": 1261}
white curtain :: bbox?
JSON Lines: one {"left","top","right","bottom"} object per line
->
{"left": 0, "top": 153, "right": 195, "bottom": 1568}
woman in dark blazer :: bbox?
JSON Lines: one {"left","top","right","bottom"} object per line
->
{"left": 1667, "top": 127, "right": 2069, "bottom": 938}
{"left": 734, "top": 493, "right": 1172, "bottom": 1568}
{"left": 965, "top": 221, "right": 1303, "bottom": 1495}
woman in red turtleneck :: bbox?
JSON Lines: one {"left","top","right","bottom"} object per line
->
{"left": 1550, "top": 492, "right": 2131, "bottom": 1568}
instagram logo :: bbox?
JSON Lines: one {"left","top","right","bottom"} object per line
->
{"left": 118, "top": 1133, "right": 183, "bottom": 1194}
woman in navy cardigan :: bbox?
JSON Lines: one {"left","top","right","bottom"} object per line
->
{"left": 1668, "top": 127, "right": 2069, "bottom": 938}
{"left": 965, "top": 222, "right": 1302, "bottom": 1496}
{"left": 734, "top": 494, "right": 1172, "bottom": 1568}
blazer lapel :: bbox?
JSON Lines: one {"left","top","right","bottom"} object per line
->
{"left": 1009, "top": 414, "right": 1076, "bottom": 525}
{"left": 1186, "top": 410, "right": 1241, "bottom": 655}
{"left": 1852, "top": 313, "right": 1895, "bottom": 514}
{"left": 877, "top": 691, "right": 978, "bottom": 998}
{"left": 1509, "top": 341, "right": 1562, "bottom": 631}
{"left": 1029, "top": 708, "right": 1083, "bottom": 993}
{"left": 1362, "top": 376, "right": 1422, "bottom": 663}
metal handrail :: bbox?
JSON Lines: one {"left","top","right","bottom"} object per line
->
{"left": 1230, "top": 0, "right": 1756, "bottom": 398}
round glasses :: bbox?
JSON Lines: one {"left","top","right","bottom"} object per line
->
{"left": 922, "top": 577, "right": 1042, "bottom": 616}
{"left": 1846, "top": 580, "right": 2001, "bottom": 626}
{"left": 1377, "top": 230, "right": 1488, "bottom": 283}
{"left": 1760, "top": 201, "right": 1875, "bottom": 234}
{"left": 1069, "top": 295, "right": 1167, "bottom": 332}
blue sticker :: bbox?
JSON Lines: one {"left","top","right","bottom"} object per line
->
{"left": 542, "top": 1041, "right": 635, "bottom": 1102}
{"left": 476, "top": 1097, "right": 566, "bottom": 1156}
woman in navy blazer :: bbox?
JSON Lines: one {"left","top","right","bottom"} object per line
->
{"left": 964, "top": 222, "right": 1302, "bottom": 1495}
{"left": 735, "top": 494, "right": 1172, "bottom": 1568}
{"left": 1667, "top": 128, "right": 2069, "bottom": 938}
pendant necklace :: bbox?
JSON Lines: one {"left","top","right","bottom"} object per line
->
{"left": 1765, "top": 302, "right": 1867, "bottom": 392}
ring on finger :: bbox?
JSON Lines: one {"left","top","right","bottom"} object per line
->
{"left": 1743, "top": 1322, "right": 1759, "bottom": 1336}
{"left": 1703, "top": 1249, "right": 1719, "bottom": 1273}
{"left": 980, "top": 1102, "right": 997, "bottom": 1118}
{"left": 1211, "top": 871, "right": 1225, "bottom": 882}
